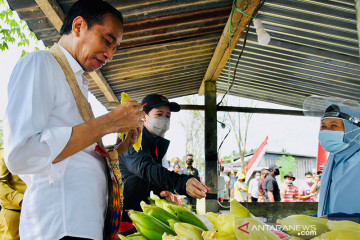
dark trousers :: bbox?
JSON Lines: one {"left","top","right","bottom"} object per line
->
{"left": 251, "top": 196, "right": 258, "bottom": 202}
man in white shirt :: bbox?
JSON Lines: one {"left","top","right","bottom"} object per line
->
{"left": 248, "top": 171, "right": 261, "bottom": 202}
{"left": 4, "top": 0, "right": 144, "bottom": 239}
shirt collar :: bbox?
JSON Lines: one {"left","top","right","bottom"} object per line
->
{"left": 58, "top": 44, "right": 85, "bottom": 75}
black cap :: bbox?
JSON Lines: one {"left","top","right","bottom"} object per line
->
{"left": 141, "top": 94, "right": 180, "bottom": 114}
{"left": 284, "top": 172, "right": 295, "bottom": 180}
{"left": 268, "top": 164, "right": 281, "bottom": 170}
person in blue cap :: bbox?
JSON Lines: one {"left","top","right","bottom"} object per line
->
{"left": 317, "top": 104, "right": 360, "bottom": 223}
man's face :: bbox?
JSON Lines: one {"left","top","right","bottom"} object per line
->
{"left": 174, "top": 158, "right": 179, "bottom": 163}
{"left": 305, "top": 174, "right": 313, "bottom": 180}
{"left": 73, "top": 13, "right": 123, "bottom": 72}
{"left": 174, "top": 165, "right": 180, "bottom": 173}
{"left": 186, "top": 156, "right": 193, "bottom": 166}
{"left": 255, "top": 172, "right": 260, "bottom": 178}
{"left": 261, "top": 170, "right": 268, "bottom": 178}
{"left": 271, "top": 168, "right": 279, "bottom": 176}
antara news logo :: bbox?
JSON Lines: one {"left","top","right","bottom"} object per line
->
{"left": 238, "top": 222, "right": 318, "bottom": 237}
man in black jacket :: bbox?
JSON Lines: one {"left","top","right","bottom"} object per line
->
{"left": 118, "top": 94, "right": 209, "bottom": 234}
{"left": 183, "top": 154, "right": 200, "bottom": 211}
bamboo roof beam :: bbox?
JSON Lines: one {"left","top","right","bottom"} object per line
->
{"left": 198, "top": 0, "right": 260, "bottom": 96}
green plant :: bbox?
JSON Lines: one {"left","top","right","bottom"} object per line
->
{"left": 276, "top": 155, "right": 297, "bottom": 182}
{"left": 0, "top": 0, "right": 42, "bottom": 56}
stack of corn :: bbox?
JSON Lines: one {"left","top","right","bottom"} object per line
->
{"left": 117, "top": 193, "right": 207, "bottom": 240}
{"left": 119, "top": 194, "right": 360, "bottom": 240}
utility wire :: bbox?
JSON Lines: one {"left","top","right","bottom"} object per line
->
{"left": 217, "top": 0, "right": 266, "bottom": 107}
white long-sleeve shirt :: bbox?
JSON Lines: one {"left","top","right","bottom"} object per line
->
{"left": 248, "top": 178, "right": 259, "bottom": 198}
{"left": 4, "top": 45, "right": 107, "bottom": 240}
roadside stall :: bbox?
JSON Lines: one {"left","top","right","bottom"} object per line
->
{"left": 6, "top": 0, "right": 360, "bottom": 239}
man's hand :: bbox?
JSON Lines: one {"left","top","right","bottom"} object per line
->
{"left": 53, "top": 102, "right": 144, "bottom": 164}
{"left": 104, "top": 101, "right": 145, "bottom": 134}
{"left": 125, "top": 127, "right": 142, "bottom": 146}
{"left": 160, "top": 191, "right": 182, "bottom": 206}
{"left": 186, "top": 178, "right": 210, "bottom": 199}
{"left": 115, "top": 127, "right": 142, "bottom": 155}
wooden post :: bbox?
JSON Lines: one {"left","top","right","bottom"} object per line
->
{"left": 204, "top": 80, "right": 218, "bottom": 213}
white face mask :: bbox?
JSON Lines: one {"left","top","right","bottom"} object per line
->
{"left": 147, "top": 116, "right": 170, "bottom": 137}
{"left": 305, "top": 178, "right": 313, "bottom": 183}
{"left": 255, "top": 175, "right": 260, "bottom": 180}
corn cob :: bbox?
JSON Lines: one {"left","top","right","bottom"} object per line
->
{"left": 217, "top": 214, "right": 238, "bottom": 234}
{"left": 230, "top": 200, "right": 251, "bottom": 218}
{"left": 311, "top": 229, "right": 360, "bottom": 240}
{"left": 167, "top": 219, "right": 177, "bottom": 232}
{"left": 156, "top": 199, "right": 177, "bottom": 215}
{"left": 327, "top": 220, "right": 360, "bottom": 231}
{"left": 281, "top": 237, "right": 304, "bottom": 240}
{"left": 140, "top": 201, "right": 179, "bottom": 226}
{"left": 128, "top": 210, "right": 176, "bottom": 240}
{"left": 150, "top": 191, "right": 160, "bottom": 200}
{"left": 155, "top": 197, "right": 191, "bottom": 212}
{"left": 173, "top": 222, "right": 204, "bottom": 240}
{"left": 117, "top": 232, "right": 147, "bottom": 240}
{"left": 202, "top": 230, "right": 235, "bottom": 240}
{"left": 117, "top": 92, "right": 142, "bottom": 152}
{"left": 205, "top": 212, "right": 220, "bottom": 231}
{"left": 166, "top": 204, "right": 208, "bottom": 231}
{"left": 234, "top": 217, "right": 280, "bottom": 240}
{"left": 162, "top": 233, "right": 192, "bottom": 240}
{"left": 277, "top": 215, "right": 329, "bottom": 239}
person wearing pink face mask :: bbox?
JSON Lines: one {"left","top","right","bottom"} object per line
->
{"left": 299, "top": 171, "right": 316, "bottom": 202}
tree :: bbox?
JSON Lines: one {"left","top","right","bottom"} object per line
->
{"left": 225, "top": 97, "right": 254, "bottom": 174}
{"left": 0, "top": 0, "right": 42, "bottom": 56}
{"left": 179, "top": 96, "right": 205, "bottom": 172}
{"left": 276, "top": 155, "right": 297, "bottom": 182}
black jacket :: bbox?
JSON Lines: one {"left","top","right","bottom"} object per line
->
{"left": 118, "top": 128, "right": 192, "bottom": 216}
{"left": 184, "top": 166, "right": 200, "bottom": 182}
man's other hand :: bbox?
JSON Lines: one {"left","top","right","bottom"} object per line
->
{"left": 160, "top": 191, "right": 182, "bottom": 206}
{"left": 186, "top": 178, "right": 210, "bottom": 199}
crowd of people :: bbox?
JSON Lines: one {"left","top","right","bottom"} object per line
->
{"left": 217, "top": 164, "right": 324, "bottom": 204}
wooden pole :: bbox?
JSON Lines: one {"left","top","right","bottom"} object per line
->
{"left": 204, "top": 81, "right": 218, "bottom": 213}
